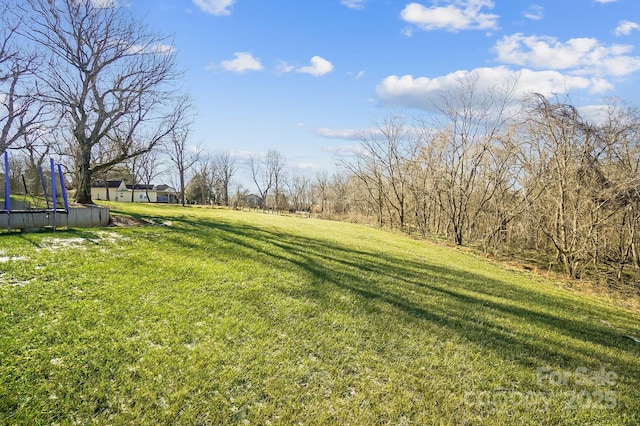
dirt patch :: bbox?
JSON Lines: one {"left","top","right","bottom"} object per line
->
{"left": 110, "top": 214, "right": 172, "bottom": 227}
{"left": 109, "top": 214, "right": 150, "bottom": 227}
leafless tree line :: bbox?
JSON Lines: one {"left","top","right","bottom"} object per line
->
{"left": 212, "top": 75, "right": 636, "bottom": 286}
{"left": 320, "top": 90, "right": 640, "bottom": 286}
{"left": 184, "top": 150, "right": 238, "bottom": 207}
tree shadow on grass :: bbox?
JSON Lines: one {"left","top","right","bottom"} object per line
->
{"left": 119, "top": 210, "right": 640, "bottom": 386}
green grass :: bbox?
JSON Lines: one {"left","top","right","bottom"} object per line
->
{"left": 1, "top": 202, "right": 639, "bottom": 424}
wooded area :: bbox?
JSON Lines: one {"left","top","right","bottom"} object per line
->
{"left": 316, "top": 89, "right": 640, "bottom": 287}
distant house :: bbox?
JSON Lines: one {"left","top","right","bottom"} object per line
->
{"left": 91, "top": 180, "right": 123, "bottom": 201}
{"left": 243, "top": 193, "right": 264, "bottom": 209}
{"left": 91, "top": 180, "right": 178, "bottom": 203}
{"left": 151, "top": 184, "right": 179, "bottom": 204}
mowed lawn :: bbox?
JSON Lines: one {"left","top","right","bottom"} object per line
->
{"left": 1, "top": 203, "right": 639, "bottom": 425}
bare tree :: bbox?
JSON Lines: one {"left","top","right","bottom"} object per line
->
{"left": 330, "top": 172, "right": 352, "bottom": 216}
{"left": 211, "top": 150, "right": 236, "bottom": 206}
{"left": 580, "top": 99, "right": 640, "bottom": 279}
{"left": 287, "top": 172, "right": 311, "bottom": 212}
{"left": 18, "top": 135, "right": 51, "bottom": 198}
{"left": 266, "top": 149, "right": 287, "bottom": 211}
{"left": 19, "top": 0, "right": 187, "bottom": 203}
{"left": 249, "top": 153, "right": 272, "bottom": 208}
{"left": 314, "top": 170, "right": 330, "bottom": 217}
{"left": 248, "top": 149, "right": 287, "bottom": 211}
{"left": 338, "top": 145, "right": 386, "bottom": 227}
{"left": 352, "top": 114, "right": 416, "bottom": 230}
{"left": 0, "top": 3, "right": 47, "bottom": 154}
{"left": 197, "top": 156, "right": 216, "bottom": 204}
{"left": 164, "top": 126, "right": 200, "bottom": 206}
{"left": 126, "top": 142, "right": 165, "bottom": 202}
{"left": 137, "top": 148, "right": 163, "bottom": 202}
{"left": 474, "top": 129, "right": 531, "bottom": 253}
{"left": 426, "top": 71, "right": 516, "bottom": 245}
{"left": 517, "top": 94, "right": 610, "bottom": 278}
{"left": 405, "top": 130, "right": 437, "bottom": 237}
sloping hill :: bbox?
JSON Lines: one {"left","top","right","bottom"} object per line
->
{"left": 1, "top": 203, "right": 639, "bottom": 424}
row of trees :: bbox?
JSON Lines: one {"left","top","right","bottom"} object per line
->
{"left": 185, "top": 149, "right": 307, "bottom": 211}
{"left": 322, "top": 88, "right": 640, "bottom": 285}
{"left": 184, "top": 150, "right": 237, "bottom": 206}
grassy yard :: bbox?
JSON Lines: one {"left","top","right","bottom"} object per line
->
{"left": 1, "top": 203, "right": 639, "bottom": 425}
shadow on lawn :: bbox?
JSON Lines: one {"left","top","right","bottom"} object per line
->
{"left": 124, "top": 210, "right": 640, "bottom": 381}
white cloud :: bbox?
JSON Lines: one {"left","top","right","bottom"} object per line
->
{"left": 594, "top": 0, "right": 617, "bottom": 3}
{"left": 214, "top": 52, "right": 263, "bottom": 73}
{"left": 193, "top": 0, "right": 235, "bottom": 16}
{"left": 293, "top": 162, "right": 322, "bottom": 171}
{"left": 375, "top": 67, "right": 613, "bottom": 110}
{"left": 230, "top": 150, "right": 255, "bottom": 160}
{"left": 297, "top": 56, "right": 334, "bottom": 76}
{"left": 615, "top": 20, "right": 640, "bottom": 36}
{"left": 523, "top": 5, "right": 544, "bottom": 21}
{"left": 324, "top": 144, "right": 364, "bottom": 157}
{"left": 276, "top": 60, "right": 295, "bottom": 74}
{"left": 315, "top": 128, "right": 361, "bottom": 140}
{"left": 347, "top": 70, "right": 366, "bottom": 79}
{"left": 400, "top": 0, "right": 499, "bottom": 33}
{"left": 276, "top": 57, "right": 333, "bottom": 76}
{"left": 578, "top": 104, "right": 611, "bottom": 124}
{"left": 91, "top": 0, "right": 117, "bottom": 8}
{"left": 341, "top": 0, "right": 366, "bottom": 9}
{"left": 126, "top": 42, "right": 175, "bottom": 55}
{"left": 151, "top": 43, "right": 175, "bottom": 54}
{"left": 494, "top": 33, "right": 640, "bottom": 77}
{"left": 515, "top": 68, "right": 613, "bottom": 94}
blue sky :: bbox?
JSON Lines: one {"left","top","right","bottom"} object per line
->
{"left": 126, "top": 0, "right": 640, "bottom": 189}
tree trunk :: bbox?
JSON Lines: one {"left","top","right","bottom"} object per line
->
{"left": 179, "top": 170, "right": 185, "bottom": 206}
{"left": 223, "top": 181, "right": 229, "bottom": 206}
{"left": 130, "top": 163, "right": 136, "bottom": 202}
{"left": 104, "top": 179, "right": 110, "bottom": 201}
{"left": 454, "top": 224, "right": 463, "bottom": 246}
{"left": 75, "top": 144, "right": 93, "bottom": 204}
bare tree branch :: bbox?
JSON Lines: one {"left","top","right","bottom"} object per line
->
{"left": 19, "top": 0, "right": 187, "bottom": 203}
